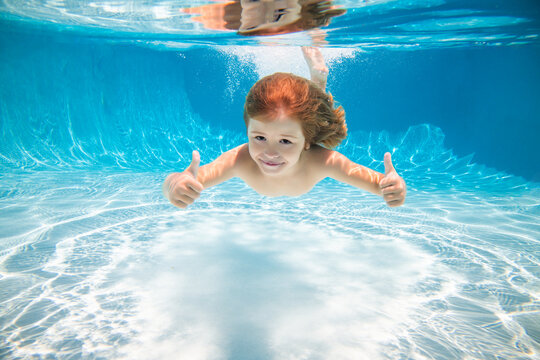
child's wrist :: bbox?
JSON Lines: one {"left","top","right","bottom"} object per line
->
{"left": 310, "top": 67, "right": 328, "bottom": 75}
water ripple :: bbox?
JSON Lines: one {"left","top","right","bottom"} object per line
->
{"left": 0, "top": 170, "right": 539, "bottom": 359}
{"left": 1, "top": 0, "right": 538, "bottom": 48}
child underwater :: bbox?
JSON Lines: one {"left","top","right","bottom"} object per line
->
{"left": 163, "top": 47, "right": 406, "bottom": 208}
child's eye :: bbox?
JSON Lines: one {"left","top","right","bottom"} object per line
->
{"left": 280, "top": 139, "right": 292, "bottom": 145}
{"left": 254, "top": 136, "right": 266, "bottom": 141}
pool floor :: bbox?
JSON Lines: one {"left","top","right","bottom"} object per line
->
{"left": 1, "top": 170, "right": 539, "bottom": 359}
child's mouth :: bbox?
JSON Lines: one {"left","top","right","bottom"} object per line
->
{"left": 261, "top": 159, "right": 283, "bottom": 167}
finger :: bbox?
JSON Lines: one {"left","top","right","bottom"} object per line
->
{"left": 384, "top": 152, "right": 395, "bottom": 175}
{"left": 381, "top": 185, "right": 398, "bottom": 195}
{"left": 174, "top": 194, "right": 195, "bottom": 206}
{"left": 171, "top": 199, "right": 188, "bottom": 209}
{"left": 386, "top": 199, "right": 404, "bottom": 207}
{"left": 183, "top": 183, "right": 202, "bottom": 199}
{"left": 187, "top": 178, "right": 204, "bottom": 194}
{"left": 383, "top": 193, "right": 401, "bottom": 202}
{"left": 301, "top": 47, "right": 312, "bottom": 62}
{"left": 187, "top": 150, "right": 200, "bottom": 178}
{"left": 379, "top": 175, "right": 397, "bottom": 189}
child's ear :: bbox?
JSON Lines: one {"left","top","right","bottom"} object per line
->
{"left": 304, "top": 143, "right": 310, "bottom": 150}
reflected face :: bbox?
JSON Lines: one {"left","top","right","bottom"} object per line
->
{"left": 239, "top": 0, "right": 301, "bottom": 34}
{"left": 247, "top": 115, "right": 307, "bottom": 176}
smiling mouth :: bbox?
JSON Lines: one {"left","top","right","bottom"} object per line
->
{"left": 260, "top": 159, "right": 284, "bottom": 167}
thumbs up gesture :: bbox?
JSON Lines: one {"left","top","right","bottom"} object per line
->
{"left": 163, "top": 151, "right": 204, "bottom": 209}
{"left": 379, "top": 152, "right": 406, "bottom": 207}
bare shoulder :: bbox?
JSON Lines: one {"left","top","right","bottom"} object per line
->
{"left": 305, "top": 145, "right": 368, "bottom": 179}
{"left": 235, "top": 143, "right": 250, "bottom": 157}
{"left": 198, "top": 143, "right": 249, "bottom": 188}
{"left": 208, "top": 143, "right": 243, "bottom": 163}
{"left": 230, "top": 143, "right": 255, "bottom": 173}
{"left": 234, "top": 143, "right": 251, "bottom": 164}
{"left": 306, "top": 145, "right": 337, "bottom": 166}
{"left": 303, "top": 145, "right": 337, "bottom": 178}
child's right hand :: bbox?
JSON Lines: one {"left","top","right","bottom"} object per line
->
{"left": 302, "top": 46, "right": 328, "bottom": 75}
{"left": 163, "top": 151, "right": 204, "bottom": 209}
{"left": 301, "top": 46, "right": 328, "bottom": 91}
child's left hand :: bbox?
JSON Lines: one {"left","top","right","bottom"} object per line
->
{"left": 379, "top": 152, "right": 406, "bottom": 207}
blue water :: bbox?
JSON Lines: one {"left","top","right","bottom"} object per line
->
{"left": 1, "top": 1, "right": 540, "bottom": 359}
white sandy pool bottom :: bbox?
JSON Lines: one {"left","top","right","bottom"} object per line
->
{"left": 115, "top": 213, "right": 442, "bottom": 359}
{"left": 0, "top": 171, "right": 539, "bottom": 359}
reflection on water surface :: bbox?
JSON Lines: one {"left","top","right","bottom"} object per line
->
{"left": 1, "top": 0, "right": 538, "bottom": 47}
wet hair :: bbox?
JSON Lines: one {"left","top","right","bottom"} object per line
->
{"left": 243, "top": 72, "right": 347, "bottom": 149}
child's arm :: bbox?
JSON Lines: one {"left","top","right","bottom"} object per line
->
{"left": 163, "top": 146, "right": 244, "bottom": 208}
{"left": 321, "top": 150, "right": 407, "bottom": 207}
{"left": 302, "top": 46, "right": 328, "bottom": 91}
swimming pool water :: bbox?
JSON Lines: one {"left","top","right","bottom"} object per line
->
{"left": 1, "top": 1, "right": 540, "bottom": 359}
{"left": 1, "top": 167, "right": 539, "bottom": 359}
{"left": 2, "top": 126, "right": 539, "bottom": 359}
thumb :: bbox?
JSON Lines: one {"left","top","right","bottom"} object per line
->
{"left": 187, "top": 150, "right": 200, "bottom": 178}
{"left": 384, "top": 152, "right": 395, "bottom": 175}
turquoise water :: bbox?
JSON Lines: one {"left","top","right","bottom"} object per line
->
{"left": 1, "top": 1, "right": 540, "bottom": 359}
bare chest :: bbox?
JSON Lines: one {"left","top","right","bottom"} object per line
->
{"left": 243, "top": 174, "right": 319, "bottom": 197}
{"left": 239, "top": 165, "right": 323, "bottom": 197}
{"left": 234, "top": 144, "right": 328, "bottom": 197}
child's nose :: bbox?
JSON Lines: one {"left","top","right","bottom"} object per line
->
{"left": 264, "top": 145, "right": 280, "bottom": 157}
{"left": 264, "top": 150, "right": 280, "bottom": 158}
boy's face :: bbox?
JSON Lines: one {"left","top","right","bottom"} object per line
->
{"left": 247, "top": 114, "right": 307, "bottom": 176}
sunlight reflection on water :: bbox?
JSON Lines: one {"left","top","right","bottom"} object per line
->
{"left": 1, "top": 171, "right": 538, "bottom": 359}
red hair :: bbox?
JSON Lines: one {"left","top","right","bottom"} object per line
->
{"left": 244, "top": 72, "right": 347, "bottom": 149}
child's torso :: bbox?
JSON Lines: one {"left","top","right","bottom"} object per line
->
{"left": 236, "top": 144, "right": 328, "bottom": 197}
